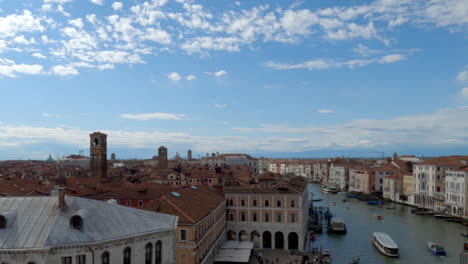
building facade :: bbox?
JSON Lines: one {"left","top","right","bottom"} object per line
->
{"left": 445, "top": 167, "right": 468, "bottom": 218}
{"left": 224, "top": 177, "right": 308, "bottom": 251}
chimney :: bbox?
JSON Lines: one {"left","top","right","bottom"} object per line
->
{"left": 59, "top": 188, "right": 66, "bottom": 209}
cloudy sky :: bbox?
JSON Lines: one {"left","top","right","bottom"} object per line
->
{"left": 0, "top": 0, "right": 467, "bottom": 160}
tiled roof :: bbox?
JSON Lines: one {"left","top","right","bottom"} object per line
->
{"left": 141, "top": 185, "right": 225, "bottom": 224}
{"left": 420, "top": 156, "right": 468, "bottom": 166}
{"left": 224, "top": 176, "right": 307, "bottom": 194}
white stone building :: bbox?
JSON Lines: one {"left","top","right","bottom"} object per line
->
{"left": 446, "top": 167, "right": 468, "bottom": 218}
{"left": 0, "top": 191, "right": 177, "bottom": 264}
{"left": 328, "top": 165, "right": 347, "bottom": 191}
{"left": 414, "top": 156, "right": 468, "bottom": 211}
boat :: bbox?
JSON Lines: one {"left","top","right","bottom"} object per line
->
{"left": 374, "top": 214, "right": 384, "bottom": 220}
{"left": 321, "top": 249, "right": 332, "bottom": 264}
{"left": 327, "top": 217, "right": 347, "bottom": 234}
{"left": 427, "top": 241, "right": 446, "bottom": 256}
{"left": 372, "top": 232, "right": 399, "bottom": 257}
{"left": 321, "top": 186, "right": 338, "bottom": 194}
{"left": 342, "top": 199, "right": 348, "bottom": 203}
{"left": 348, "top": 257, "right": 360, "bottom": 264}
{"left": 434, "top": 214, "right": 451, "bottom": 219}
{"left": 368, "top": 200, "right": 385, "bottom": 205}
{"left": 347, "top": 194, "right": 358, "bottom": 198}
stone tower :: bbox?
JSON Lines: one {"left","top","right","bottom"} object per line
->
{"left": 158, "top": 146, "right": 168, "bottom": 169}
{"left": 188, "top": 149, "right": 192, "bottom": 161}
{"left": 90, "top": 132, "right": 107, "bottom": 178}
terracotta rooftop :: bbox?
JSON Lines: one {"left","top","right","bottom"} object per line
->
{"left": 141, "top": 185, "right": 225, "bottom": 224}
{"left": 420, "top": 156, "right": 468, "bottom": 166}
{"left": 224, "top": 176, "right": 307, "bottom": 194}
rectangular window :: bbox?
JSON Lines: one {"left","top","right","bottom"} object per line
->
{"left": 277, "top": 213, "right": 282, "bottom": 223}
{"left": 290, "top": 200, "right": 295, "bottom": 208}
{"left": 265, "top": 213, "right": 269, "bottom": 222}
{"left": 253, "top": 199, "right": 257, "bottom": 207}
{"left": 138, "top": 200, "right": 143, "bottom": 207}
{"left": 181, "top": 229, "right": 187, "bottom": 240}
{"left": 76, "top": 255, "right": 86, "bottom": 264}
{"left": 126, "top": 200, "right": 131, "bottom": 207}
{"left": 253, "top": 213, "right": 257, "bottom": 222}
{"left": 241, "top": 200, "right": 245, "bottom": 206}
{"left": 291, "top": 214, "right": 296, "bottom": 223}
{"left": 265, "top": 200, "right": 269, "bottom": 207}
{"left": 62, "top": 257, "right": 72, "bottom": 264}
{"left": 241, "top": 213, "right": 246, "bottom": 221}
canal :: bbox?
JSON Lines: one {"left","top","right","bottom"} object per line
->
{"left": 308, "top": 183, "right": 468, "bottom": 264}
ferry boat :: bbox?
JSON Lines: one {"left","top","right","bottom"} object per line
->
{"left": 427, "top": 241, "right": 446, "bottom": 256}
{"left": 372, "top": 232, "right": 399, "bottom": 257}
{"left": 321, "top": 249, "right": 333, "bottom": 264}
{"left": 327, "top": 217, "right": 347, "bottom": 234}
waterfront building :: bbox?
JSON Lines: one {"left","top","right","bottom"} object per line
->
{"left": 224, "top": 177, "right": 308, "bottom": 251}
{"left": 445, "top": 166, "right": 468, "bottom": 218}
{"left": 401, "top": 174, "right": 415, "bottom": 205}
{"left": 383, "top": 174, "right": 403, "bottom": 201}
{"left": 142, "top": 186, "right": 226, "bottom": 264}
{"left": 413, "top": 156, "right": 468, "bottom": 211}
{"left": 328, "top": 165, "right": 348, "bottom": 191}
{"left": 370, "top": 163, "right": 401, "bottom": 193}
{"left": 0, "top": 190, "right": 177, "bottom": 264}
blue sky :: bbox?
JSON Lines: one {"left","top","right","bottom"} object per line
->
{"left": 0, "top": 0, "right": 467, "bottom": 160}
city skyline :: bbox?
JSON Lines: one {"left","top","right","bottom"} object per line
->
{"left": 0, "top": 0, "right": 467, "bottom": 159}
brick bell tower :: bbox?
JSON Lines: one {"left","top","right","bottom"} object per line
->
{"left": 90, "top": 132, "right": 107, "bottom": 178}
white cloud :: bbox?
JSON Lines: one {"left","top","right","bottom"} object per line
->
{"left": 51, "top": 65, "right": 79, "bottom": 76}
{"left": 318, "top": 109, "right": 335, "bottom": 114}
{"left": 68, "top": 18, "right": 84, "bottom": 28}
{"left": 2, "top": 106, "right": 468, "bottom": 153}
{"left": 182, "top": 37, "right": 242, "bottom": 53}
{"left": 91, "top": 0, "right": 104, "bottom": 5}
{"left": 168, "top": 72, "right": 182, "bottom": 81}
{"left": 461, "top": 87, "right": 468, "bottom": 98}
{"left": 120, "top": 113, "right": 186, "bottom": 120}
{"left": 112, "top": 2, "right": 123, "bottom": 11}
{"left": 186, "top": 74, "right": 197, "bottom": 80}
{"left": 215, "top": 104, "right": 228, "bottom": 108}
{"left": 0, "top": 59, "right": 44, "bottom": 77}
{"left": 265, "top": 54, "right": 406, "bottom": 71}
{"left": 32, "top": 53, "right": 46, "bottom": 59}
{"left": 0, "top": 10, "right": 45, "bottom": 38}
{"left": 205, "top": 70, "right": 227, "bottom": 77}
{"left": 457, "top": 70, "right": 468, "bottom": 82}
{"left": 41, "top": 113, "right": 59, "bottom": 118}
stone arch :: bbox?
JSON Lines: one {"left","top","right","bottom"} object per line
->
{"left": 275, "top": 232, "right": 284, "bottom": 249}
{"left": 250, "top": 231, "right": 260, "bottom": 248}
{"left": 288, "top": 232, "right": 299, "bottom": 250}
{"left": 227, "top": 230, "right": 236, "bottom": 240}
{"left": 239, "top": 230, "right": 248, "bottom": 241}
{"left": 263, "top": 231, "right": 272, "bottom": 249}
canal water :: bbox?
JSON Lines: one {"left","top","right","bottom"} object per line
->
{"left": 308, "top": 183, "right": 468, "bottom": 264}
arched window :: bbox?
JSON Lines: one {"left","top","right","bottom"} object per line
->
{"left": 123, "top": 247, "right": 131, "bottom": 264}
{"left": 145, "top": 243, "right": 153, "bottom": 264}
{"left": 101, "top": 252, "right": 109, "bottom": 264}
{"left": 70, "top": 215, "right": 83, "bottom": 231}
{"left": 155, "top": 241, "right": 162, "bottom": 264}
